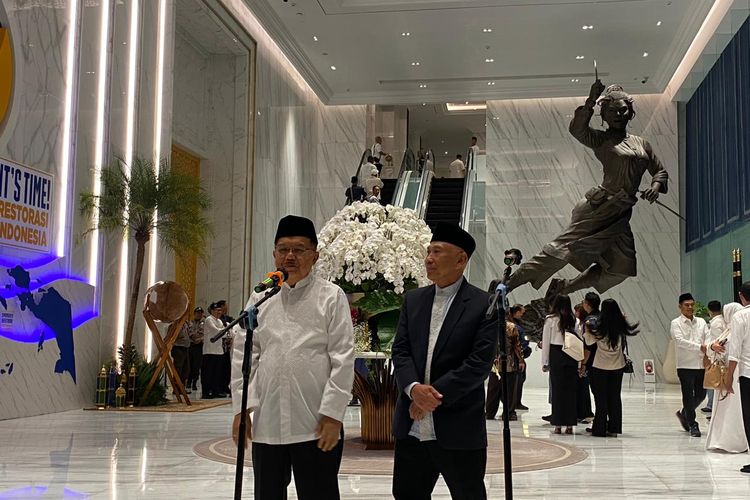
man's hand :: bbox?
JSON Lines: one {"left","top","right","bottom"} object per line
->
{"left": 315, "top": 415, "right": 342, "bottom": 452}
{"left": 409, "top": 402, "right": 427, "bottom": 421}
{"left": 711, "top": 342, "right": 726, "bottom": 354}
{"left": 232, "top": 411, "right": 252, "bottom": 449}
{"left": 641, "top": 182, "right": 662, "bottom": 204}
{"left": 410, "top": 384, "right": 443, "bottom": 412}
{"left": 587, "top": 79, "right": 605, "bottom": 105}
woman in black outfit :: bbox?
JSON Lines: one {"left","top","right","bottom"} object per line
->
{"left": 542, "top": 294, "right": 579, "bottom": 434}
{"left": 583, "top": 298, "right": 638, "bottom": 437}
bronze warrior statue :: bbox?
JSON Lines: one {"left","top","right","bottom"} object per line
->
{"left": 506, "top": 80, "right": 668, "bottom": 297}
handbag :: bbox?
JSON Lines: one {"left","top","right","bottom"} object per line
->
{"left": 703, "top": 354, "right": 730, "bottom": 397}
{"left": 562, "top": 331, "right": 584, "bottom": 362}
{"left": 622, "top": 336, "right": 634, "bottom": 374}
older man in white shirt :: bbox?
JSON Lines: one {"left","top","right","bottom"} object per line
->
{"left": 671, "top": 293, "right": 709, "bottom": 437}
{"left": 231, "top": 215, "right": 354, "bottom": 499}
{"left": 726, "top": 281, "right": 750, "bottom": 473}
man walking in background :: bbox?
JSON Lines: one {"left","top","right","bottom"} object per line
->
{"left": 671, "top": 293, "right": 709, "bottom": 437}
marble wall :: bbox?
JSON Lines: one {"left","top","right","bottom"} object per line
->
{"left": 483, "top": 93, "right": 680, "bottom": 385}
{"left": 216, "top": 0, "right": 367, "bottom": 284}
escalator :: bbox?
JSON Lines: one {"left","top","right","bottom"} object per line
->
{"left": 423, "top": 178, "right": 465, "bottom": 228}
{"left": 379, "top": 179, "right": 398, "bottom": 205}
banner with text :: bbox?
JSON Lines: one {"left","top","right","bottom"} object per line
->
{"left": 0, "top": 157, "right": 53, "bottom": 253}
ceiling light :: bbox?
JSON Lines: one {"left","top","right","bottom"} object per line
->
{"left": 330, "top": 65, "right": 337, "bottom": 70}
{"left": 642, "top": 52, "right": 649, "bottom": 57}
{"left": 446, "top": 102, "right": 487, "bottom": 112}
{"left": 421, "top": 103, "right": 426, "bottom": 106}
{"left": 484, "top": 58, "right": 494, "bottom": 63}
{"left": 312, "top": 35, "right": 318, "bottom": 41}
{"left": 571, "top": 78, "right": 580, "bottom": 83}
{"left": 656, "top": 21, "right": 662, "bottom": 26}
{"left": 411, "top": 61, "right": 420, "bottom": 66}
{"left": 487, "top": 81, "right": 495, "bottom": 86}
{"left": 582, "top": 25, "right": 594, "bottom": 30}
{"left": 419, "top": 83, "right": 427, "bottom": 88}
{"left": 401, "top": 32, "right": 410, "bottom": 37}
{"left": 444, "top": 151, "right": 448, "bottom": 154}
{"left": 576, "top": 55, "right": 585, "bottom": 60}
{"left": 482, "top": 28, "right": 492, "bottom": 33}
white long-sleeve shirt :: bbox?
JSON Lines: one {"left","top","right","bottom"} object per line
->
{"left": 449, "top": 159, "right": 466, "bottom": 178}
{"left": 707, "top": 314, "right": 727, "bottom": 345}
{"left": 202, "top": 316, "right": 226, "bottom": 355}
{"left": 728, "top": 306, "right": 750, "bottom": 379}
{"left": 541, "top": 315, "right": 579, "bottom": 367}
{"left": 670, "top": 315, "right": 708, "bottom": 369}
{"left": 231, "top": 273, "right": 354, "bottom": 445}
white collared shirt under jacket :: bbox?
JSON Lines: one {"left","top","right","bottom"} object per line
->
{"left": 231, "top": 273, "right": 354, "bottom": 445}
{"left": 670, "top": 315, "right": 708, "bottom": 369}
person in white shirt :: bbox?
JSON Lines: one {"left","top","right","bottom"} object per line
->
{"left": 449, "top": 154, "right": 466, "bottom": 178}
{"left": 230, "top": 215, "right": 354, "bottom": 499}
{"left": 725, "top": 281, "right": 750, "bottom": 473}
{"left": 702, "top": 300, "right": 726, "bottom": 413}
{"left": 201, "top": 303, "right": 228, "bottom": 399}
{"left": 705, "top": 302, "right": 747, "bottom": 453}
{"left": 371, "top": 136, "right": 386, "bottom": 164}
{"left": 364, "top": 167, "right": 383, "bottom": 197}
{"left": 542, "top": 294, "right": 580, "bottom": 435}
{"left": 671, "top": 293, "right": 710, "bottom": 437}
{"left": 362, "top": 156, "right": 377, "bottom": 178}
{"left": 366, "top": 185, "right": 381, "bottom": 203}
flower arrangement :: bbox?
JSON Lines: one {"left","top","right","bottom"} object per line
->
{"left": 316, "top": 202, "right": 432, "bottom": 351}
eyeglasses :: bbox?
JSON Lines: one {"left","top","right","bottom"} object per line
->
{"left": 274, "top": 246, "right": 314, "bottom": 256}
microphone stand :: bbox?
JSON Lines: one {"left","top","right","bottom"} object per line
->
{"left": 488, "top": 265, "right": 514, "bottom": 500}
{"left": 210, "top": 285, "right": 282, "bottom": 500}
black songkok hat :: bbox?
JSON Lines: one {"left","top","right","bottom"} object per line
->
{"left": 678, "top": 293, "right": 695, "bottom": 304}
{"left": 430, "top": 222, "right": 476, "bottom": 258}
{"left": 275, "top": 215, "right": 318, "bottom": 246}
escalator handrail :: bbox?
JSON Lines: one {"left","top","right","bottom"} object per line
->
{"left": 459, "top": 169, "right": 475, "bottom": 230}
{"left": 391, "top": 148, "right": 415, "bottom": 205}
{"left": 393, "top": 170, "right": 412, "bottom": 207}
{"left": 416, "top": 170, "right": 434, "bottom": 219}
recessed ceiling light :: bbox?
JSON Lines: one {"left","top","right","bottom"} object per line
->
{"left": 642, "top": 52, "right": 649, "bottom": 57}
{"left": 656, "top": 21, "right": 662, "bottom": 26}
{"left": 571, "top": 78, "right": 580, "bottom": 83}
{"left": 487, "top": 81, "right": 495, "bottom": 86}
{"left": 411, "top": 61, "right": 421, "bottom": 66}
{"left": 484, "top": 58, "right": 494, "bottom": 63}
{"left": 401, "top": 32, "right": 410, "bottom": 37}
{"left": 582, "top": 25, "right": 594, "bottom": 30}
{"left": 444, "top": 151, "right": 448, "bottom": 154}
{"left": 576, "top": 55, "right": 585, "bottom": 60}
{"left": 419, "top": 83, "right": 427, "bottom": 88}
{"left": 312, "top": 35, "right": 318, "bottom": 42}
{"left": 330, "top": 65, "right": 337, "bottom": 70}
{"left": 482, "top": 28, "right": 492, "bottom": 33}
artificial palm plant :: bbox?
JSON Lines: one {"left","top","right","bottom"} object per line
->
{"left": 80, "top": 157, "right": 212, "bottom": 350}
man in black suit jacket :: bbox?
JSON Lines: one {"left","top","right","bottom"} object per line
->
{"left": 391, "top": 223, "right": 498, "bottom": 500}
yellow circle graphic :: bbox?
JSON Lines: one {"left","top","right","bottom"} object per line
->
{"left": 0, "top": 27, "right": 13, "bottom": 131}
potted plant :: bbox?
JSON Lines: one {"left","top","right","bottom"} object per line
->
{"left": 79, "top": 157, "right": 212, "bottom": 364}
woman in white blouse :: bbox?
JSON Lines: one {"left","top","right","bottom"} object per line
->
{"left": 705, "top": 302, "right": 748, "bottom": 453}
{"left": 583, "top": 298, "right": 638, "bottom": 437}
{"left": 542, "top": 294, "right": 579, "bottom": 434}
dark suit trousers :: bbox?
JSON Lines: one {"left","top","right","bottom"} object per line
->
{"left": 486, "top": 371, "right": 517, "bottom": 419}
{"left": 170, "top": 346, "right": 189, "bottom": 387}
{"left": 252, "top": 433, "right": 344, "bottom": 500}
{"left": 590, "top": 367, "right": 623, "bottom": 435}
{"left": 677, "top": 368, "right": 706, "bottom": 427}
{"left": 740, "top": 376, "right": 750, "bottom": 456}
{"left": 393, "top": 437, "right": 486, "bottom": 500}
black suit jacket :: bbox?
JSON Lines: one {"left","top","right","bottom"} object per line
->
{"left": 391, "top": 278, "right": 498, "bottom": 450}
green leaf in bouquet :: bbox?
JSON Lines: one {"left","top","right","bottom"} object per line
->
{"left": 372, "top": 309, "right": 400, "bottom": 353}
{"left": 352, "top": 289, "right": 403, "bottom": 317}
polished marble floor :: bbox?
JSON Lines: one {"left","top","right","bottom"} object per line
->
{"left": 1, "top": 385, "right": 749, "bottom": 499}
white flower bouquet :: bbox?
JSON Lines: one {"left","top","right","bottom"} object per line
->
{"left": 316, "top": 202, "right": 432, "bottom": 350}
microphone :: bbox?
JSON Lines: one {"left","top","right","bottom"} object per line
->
{"left": 254, "top": 269, "right": 288, "bottom": 293}
{"left": 486, "top": 281, "right": 508, "bottom": 320}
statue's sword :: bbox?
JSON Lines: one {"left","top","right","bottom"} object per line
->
{"left": 639, "top": 191, "right": 686, "bottom": 222}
